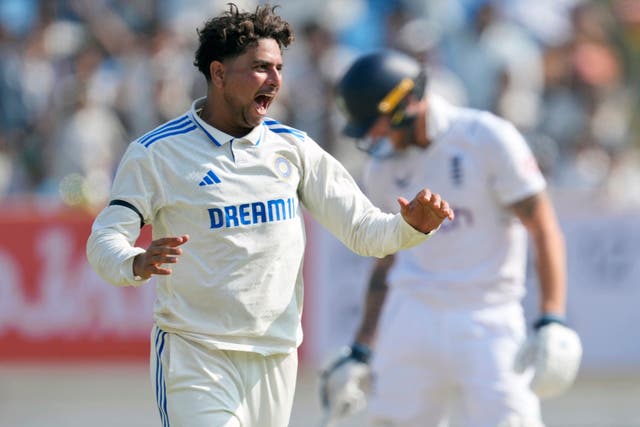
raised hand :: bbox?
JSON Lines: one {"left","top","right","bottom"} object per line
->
{"left": 398, "top": 188, "right": 454, "bottom": 234}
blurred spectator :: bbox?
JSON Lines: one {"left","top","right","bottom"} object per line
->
{"left": 439, "top": 1, "right": 545, "bottom": 125}
{"left": 537, "top": 1, "right": 635, "bottom": 194}
{"left": 281, "top": 19, "right": 362, "bottom": 174}
{"left": 393, "top": 18, "right": 469, "bottom": 107}
{"left": 0, "top": 0, "right": 637, "bottom": 211}
{"left": 46, "top": 79, "right": 127, "bottom": 211}
{"left": 281, "top": 20, "right": 344, "bottom": 152}
{"left": 496, "top": 0, "right": 584, "bottom": 47}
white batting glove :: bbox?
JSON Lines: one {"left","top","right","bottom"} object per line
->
{"left": 514, "top": 315, "right": 583, "bottom": 399}
{"left": 319, "top": 343, "right": 372, "bottom": 420}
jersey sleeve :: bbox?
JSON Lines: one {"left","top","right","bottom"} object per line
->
{"left": 296, "top": 136, "right": 430, "bottom": 257}
{"left": 480, "top": 114, "right": 546, "bottom": 205}
{"left": 86, "top": 142, "right": 163, "bottom": 286}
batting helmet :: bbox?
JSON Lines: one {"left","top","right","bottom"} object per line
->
{"left": 336, "top": 50, "right": 427, "bottom": 138}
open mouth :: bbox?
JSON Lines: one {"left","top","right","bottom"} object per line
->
{"left": 254, "top": 94, "right": 273, "bottom": 115}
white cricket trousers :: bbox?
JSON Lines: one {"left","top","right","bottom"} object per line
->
{"left": 367, "top": 291, "right": 544, "bottom": 427}
{"left": 150, "top": 326, "right": 298, "bottom": 427}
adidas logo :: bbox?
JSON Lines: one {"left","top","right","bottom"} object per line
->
{"left": 199, "top": 170, "right": 221, "bottom": 186}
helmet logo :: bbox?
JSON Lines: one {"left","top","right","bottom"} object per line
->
{"left": 378, "top": 78, "right": 415, "bottom": 114}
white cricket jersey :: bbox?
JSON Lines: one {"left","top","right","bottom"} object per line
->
{"left": 363, "top": 95, "right": 546, "bottom": 309}
{"left": 87, "top": 97, "right": 430, "bottom": 356}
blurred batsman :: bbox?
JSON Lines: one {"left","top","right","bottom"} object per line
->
{"left": 321, "top": 50, "right": 582, "bottom": 427}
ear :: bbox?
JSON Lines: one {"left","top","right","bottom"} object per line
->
{"left": 209, "top": 61, "right": 225, "bottom": 88}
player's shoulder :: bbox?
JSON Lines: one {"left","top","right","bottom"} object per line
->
{"left": 471, "top": 108, "right": 516, "bottom": 134}
{"left": 133, "top": 113, "right": 198, "bottom": 150}
{"left": 427, "top": 95, "right": 511, "bottom": 146}
{"left": 262, "top": 118, "right": 307, "bottom": 142}
{"left": 456, "top": 107, "right": 522, "bottom": 147}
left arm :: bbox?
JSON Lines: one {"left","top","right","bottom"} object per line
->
{"left": 512, "top": 191, "right": 583, "bottom": 399}
{"left": 298, "top": 136, "right": 453, "bottom": 258}
{"left": 510, "top": 191, "right": 566, "bottom": 316}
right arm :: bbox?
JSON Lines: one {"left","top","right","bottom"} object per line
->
{"left": 87, "top": 200, "right": 189, "bottom": 287}
{"left": 86, "top": 205, "right": 149, "bottom": 286}
{"left": 86, "top": 142, "right": 186, "bottom": 286}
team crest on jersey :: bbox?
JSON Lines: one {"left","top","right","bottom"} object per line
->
{"left": 274, "top": 156, "right": 292, "bottom": 179}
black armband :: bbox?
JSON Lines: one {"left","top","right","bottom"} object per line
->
{"left": 109, "top": 199, "right": 145, "bottom": 228}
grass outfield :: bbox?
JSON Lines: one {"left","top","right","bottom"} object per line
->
{"left": 0, "top": 362, "right": 638, "bottom": 427}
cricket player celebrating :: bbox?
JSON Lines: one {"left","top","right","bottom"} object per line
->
{"left": 321, "top": 50, "right": 582, "bottom": 427}
{"left": 86, "top": 5, "right": 453, "bottom": 427}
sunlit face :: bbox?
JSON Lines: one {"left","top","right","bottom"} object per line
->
{"left": 211, "top": 38, "right": 283, "bottom": 135}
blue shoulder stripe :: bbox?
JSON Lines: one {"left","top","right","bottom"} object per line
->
{"left": 144, "top": 124, "right": 197, "bottom": 147}
{"left": 269, "top": 128, "right": 305, "bottom": 140}
{"left": 138, "top": 115, "right": 190, "bottom": 145}
{"left": 264, "top": 119, "right": 305, "bottom": 141}
{"left": 138, "top": 116, "right": 193, "bottom": 147}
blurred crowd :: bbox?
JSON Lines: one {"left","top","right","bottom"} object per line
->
{"left": 0, "top": 0, "right": 639, "bottom": 211}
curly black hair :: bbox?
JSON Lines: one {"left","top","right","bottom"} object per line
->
{"left": 194, "top": 3, "right": 295, "bottom": 81}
